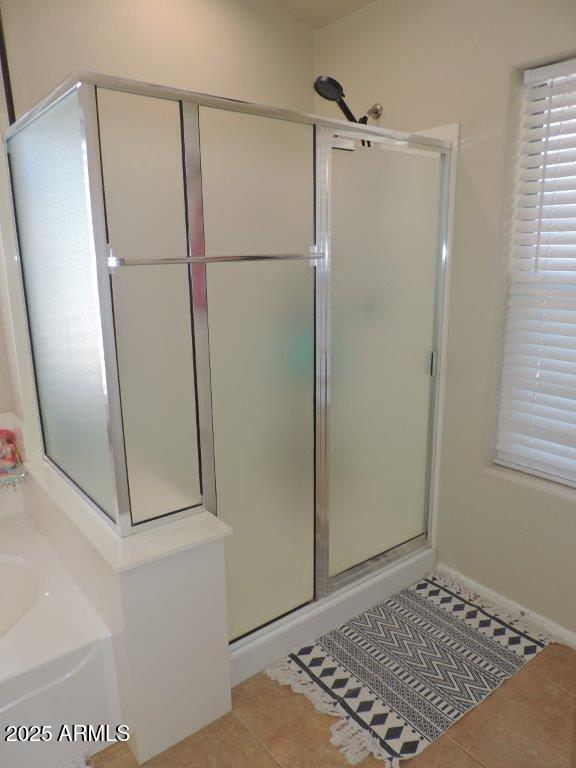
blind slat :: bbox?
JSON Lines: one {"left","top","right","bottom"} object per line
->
{"left": 524, "top": 124, "right": 576, "bottom": 141}
{"left": 520, "top": 164, "right": 576, "bottom": 182}
{"left": 518, "top": 192, "right": 576, "bottom": 206}
{"left": 528, "top": 77, "right": 576, "bottom": 99}
{"left": 525, "top": 105, "right": 576, "bottom": 127}
{"left": 508, "top": 294, "right": 576, "bottom": 309}
{"left": 514, "top": 232, "right": 576, "bottom": 245}
{"left": 519, "top": 177, "right": 576, "bottom": 193}
{"left": 516, "top": 218, "right": 576, "bottom": 232}
{"left": 521, "top": 149, "right": 576, "bottom": 168}
{"left": 524, "top": 91, "right": 576, "bottom": 112}
{"left": 512, "top": 245, "right": 576, "bottom": 257}
{"left": 517, "top": 204, "right": 576, "bottom": 220}
{"left": 500, "top": 386, "right": 576, "bottom": 412}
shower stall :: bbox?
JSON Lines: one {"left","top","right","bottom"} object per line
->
{"left": 5, "top": 74, "right": 454, "bottom": 641}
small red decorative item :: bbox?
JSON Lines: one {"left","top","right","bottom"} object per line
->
{"left": 0, "top": 429, "right": 20, "bottom": 474}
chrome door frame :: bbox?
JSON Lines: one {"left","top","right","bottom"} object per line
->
{"left": 314, "top": 128, "right": 454, "bottom": 596}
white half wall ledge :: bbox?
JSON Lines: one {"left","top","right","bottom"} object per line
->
{"left": 25, "top": 458, "right": 231, "bottom": 571}
{"left": 436, "top": 563, "right": 576, "bottom": 650}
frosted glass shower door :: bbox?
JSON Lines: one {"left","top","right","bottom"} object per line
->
{"left": 328, "top": 140, "right": 442, "bottom": 577}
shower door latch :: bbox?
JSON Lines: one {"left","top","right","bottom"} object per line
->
{"left": 428, "top": 350, "right": 438, "bottom": 377}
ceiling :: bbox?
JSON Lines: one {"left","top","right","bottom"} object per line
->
{"left": 270, "top": 0, "right": 375, "bottom": 29}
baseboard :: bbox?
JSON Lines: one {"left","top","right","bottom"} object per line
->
{"left": 436, "top": 562, "right": 576, "bottom": 650}
{"left": 230, "top": 546, "right": 437, "bottom": 686}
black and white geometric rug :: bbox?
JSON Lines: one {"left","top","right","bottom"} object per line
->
{"left": 267, "top": 571, "right": 550, "bottom": 766}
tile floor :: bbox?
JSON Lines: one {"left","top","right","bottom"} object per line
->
{"left": 91, "top": 644, "right": 576, "bottom": 768}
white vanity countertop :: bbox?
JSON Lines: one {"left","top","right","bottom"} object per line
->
{"left": 25, "top": 459, "right": 232, "bottom": 573}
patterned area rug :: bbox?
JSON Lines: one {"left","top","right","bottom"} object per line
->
{"left": 267, "top": 571, "right": 550, "bottom": 766}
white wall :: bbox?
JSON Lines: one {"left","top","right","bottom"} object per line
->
{"left": 317, "top": 0, "right": 576, "bottom": 633}
{"left": 1, "top": 0, "right": 315, "bottom": 116}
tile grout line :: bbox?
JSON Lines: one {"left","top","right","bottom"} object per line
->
{"left": 444, "top": 657, "right": 576, "bottom": 768}
{"left": 446, "top": 734, "right": 491, "bottom": 767}
{"left": 232, "top": 710, "right": 284, "bottom": 767}
{"left": 524, "top": 665, "right": 576, "bottom": 700}
{"left": 443, "top": 655, "right": 576, "bottom": 768}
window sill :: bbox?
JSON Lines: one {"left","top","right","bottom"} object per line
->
{"left": 486, "top": 461, "right": 576, "bottom": 503}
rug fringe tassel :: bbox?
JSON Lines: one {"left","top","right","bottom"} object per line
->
{"left": 330, "top": 718, "right": 394, "bottom": 766}
{"left": 430, "top": 568, "right": 552, "bottom": 644}
{"left": 266, "top": 658, "right": 339, "bottom": 715}
{"left": 266, "top": 659, "right": 394, "bottom": 766}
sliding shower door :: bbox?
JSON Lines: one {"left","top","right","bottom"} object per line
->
{"left": 327, "top": 136, "right": 442, "bottom": 579}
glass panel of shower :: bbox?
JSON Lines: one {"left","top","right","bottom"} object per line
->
{"left": 207, "top": 261, "right": 314, "bottom": 640}
{"left": 327, "top": 134, "right": 442, "bottom": 581}
{"left": 197, "top": 107, "right": 316, "bottom": 639}
{"left": 97, "top": 88, "right": 202, "bottom": 524}
{"left": 7, "top": 88, "right": 118, "bottom": 519}
{"left": 198, "top": 107, "right": 314, "bottom": 258}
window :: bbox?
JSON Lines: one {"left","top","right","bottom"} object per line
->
{"left": 496, "top": 57, "right": 576, "bottom": 487}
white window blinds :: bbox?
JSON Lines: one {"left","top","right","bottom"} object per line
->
{"left": 496, "top": 58, "right": 576, "bottom": 487}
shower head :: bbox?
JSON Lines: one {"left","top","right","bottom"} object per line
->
{"left": 314, "top": 75, "right": 344, "bottom": 102}
{"left": 313, "top": 75, "right": 357, "bottom": 123}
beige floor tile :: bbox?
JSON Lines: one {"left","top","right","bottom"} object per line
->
{"left": 95, "top": 646, "right": 576, "bottom": 768}
{"left": 527, "top": 644, "right": 576, "bottom": 697}
{"left": 405, "top": 736, "right": 483, "bottom": 767}
{"left": 90, "top": 742, "right": 139, "bottom": 768}
{"left": 142, "top": 713, "right": 279, "bottom": 768}
{"left": 234, "top": 672, "right": 388, "bottom": 767}
{"left": 449, "top": 667, "right": 576, "bottom": 768}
